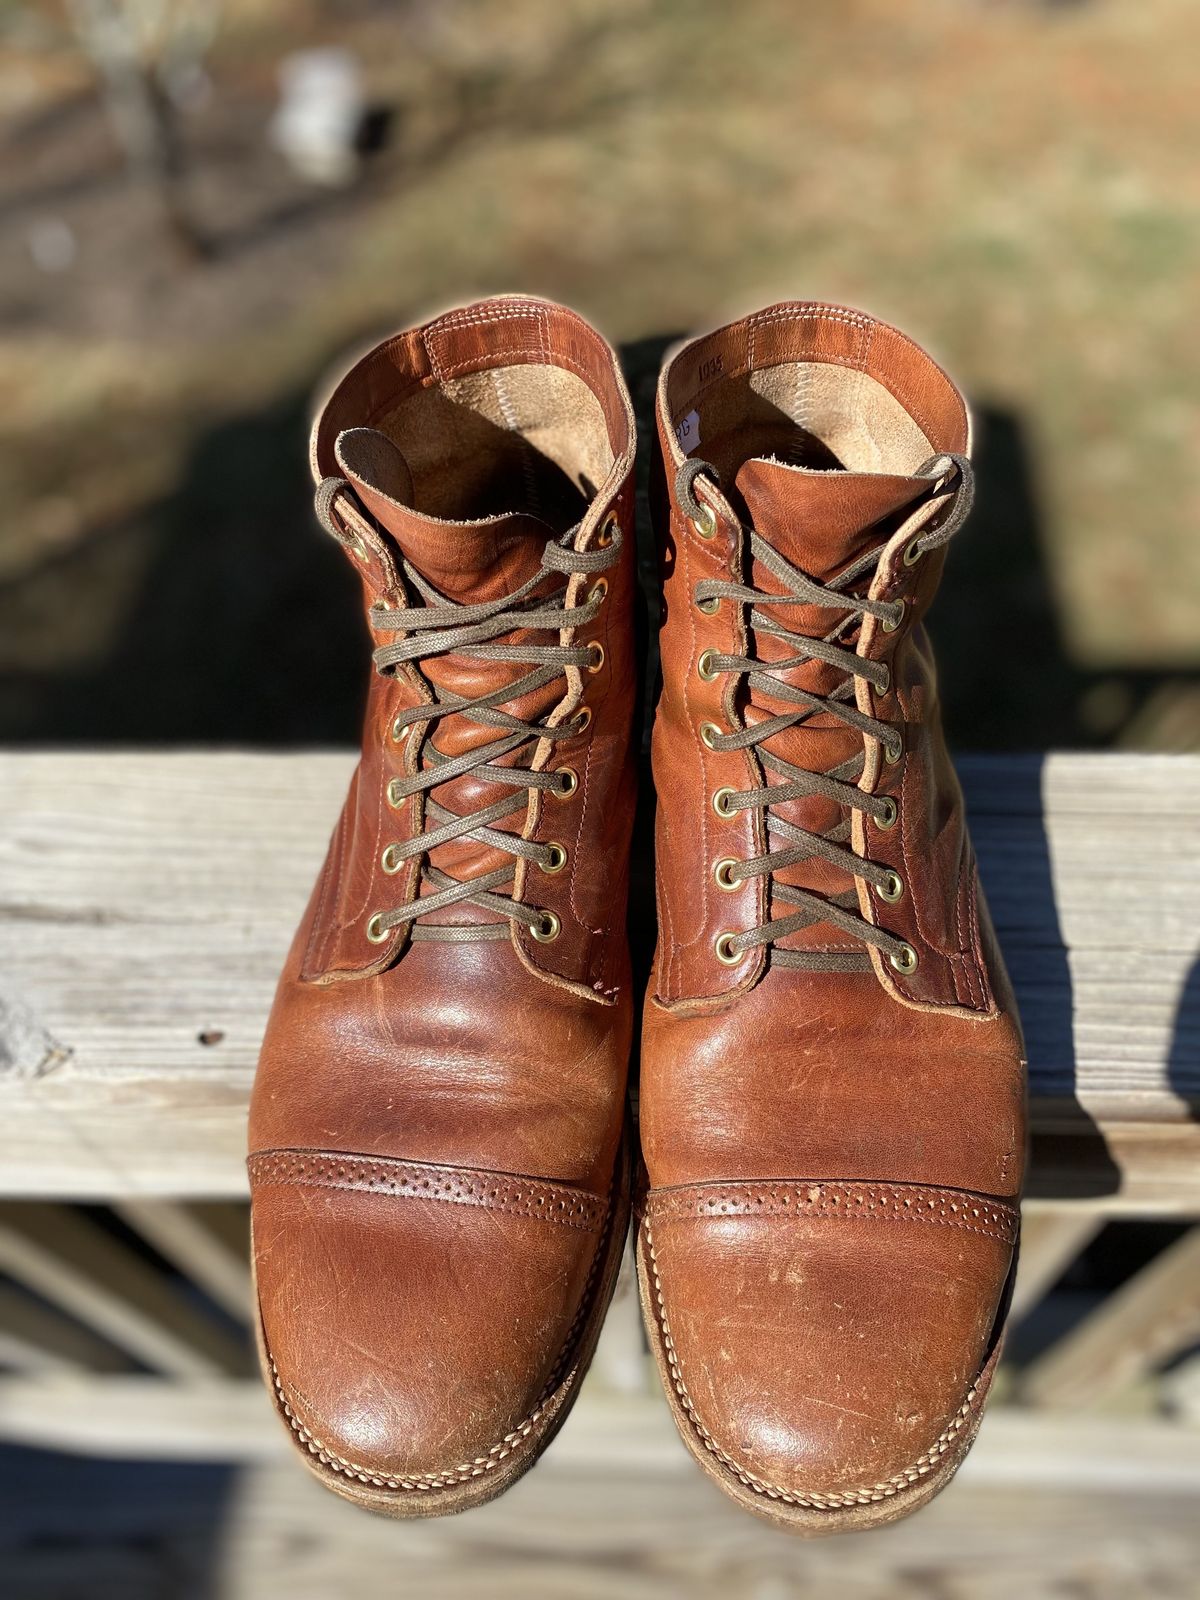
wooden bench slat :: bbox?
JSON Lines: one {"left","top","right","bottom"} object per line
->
{"left": 1, "top": 751, "right": 1197, "bottom": 1201}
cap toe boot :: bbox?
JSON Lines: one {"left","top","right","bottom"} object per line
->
{"left": 248, "top": 296, "right": 638, "bottom": 1515}
{"left": 640, "top": 302, "right": 1026, "bottom": 1532}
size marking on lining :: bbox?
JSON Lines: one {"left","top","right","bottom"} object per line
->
{"left": 675, "top": 410, "right": 701, "bottom": 454}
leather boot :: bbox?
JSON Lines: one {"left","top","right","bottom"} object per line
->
{"left": 639, "top": 302, "right": 1026, "bottom": 1532}
{"left": 249, "top": 296, "right": 638, "bottom": 1516}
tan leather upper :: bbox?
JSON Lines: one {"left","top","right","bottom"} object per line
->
{"left": 249, "top": 297, "right": 637, "bottom": 1486}
{"left": 640, "top": 302, "right": 1026, "bottom": 1508}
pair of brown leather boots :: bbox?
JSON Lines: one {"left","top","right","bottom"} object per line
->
{"left": 248, "top": 295, "right": 1026, "bottom": 1534}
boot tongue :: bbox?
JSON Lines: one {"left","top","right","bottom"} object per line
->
{"left": 335, "top": 427, "right": 555, "bottom": 600}
{"left": 731, "top": 457, "right": 931, "bottom": 955}
{"left": 335, "top": 427, "right": 568, "bottom": 921}
{"left": 733, "top": 456, "right": 928, "bottom": 580}
{"left": 732, "top": 454, "right": 931, "bottom": 708}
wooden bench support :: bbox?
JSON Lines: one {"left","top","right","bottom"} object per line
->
{"left": 0, "top": 1203, "right": 248, "bottom": 1377}
{"left": 1020, "top": 1224, "right": 1200, "bottom": 1409}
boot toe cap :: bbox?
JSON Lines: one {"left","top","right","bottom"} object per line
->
{"left": 642, "top": 1180, "right": 1017, "bottom": 1508}
{"left": 250, "top": 1150, "right": 611, "bottom": 1491}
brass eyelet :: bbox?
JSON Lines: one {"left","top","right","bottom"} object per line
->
{"left": 877, "top": 870, "right": 904, "bottom": 903}
{"left": 696, "top": 594, "right": 720, "bottom": 615}
{"left": 876, "top": 795, "right": 899, "bottom": 830}
{"left": 386, "top": 779, "right": 407, "bottom": 809}
{"left": 553, "top": 766, "right": 578, "bottom": 799}
{"left": 692, "top": 504, "right": 717, "bottom": 540}
{"left": 390, "top": 715, "right": 410, "bottom": 745}
{"left": 596, "top": 511, "right": 619, "bottom": 548}
{"left": 571, "top": 705, "right": 592, "bottom": 735}
{"left": 697, "top": 649, "right": 719, "bottom": 682}
{"left": 587, "top": 577, "right": 609, "bottom": 607}
{"left": 586, "top": 640, "right": 605, "bottom": 674}
{"left": 876, "top": 663, "right": 891, "bottom": 696}
{"left": 712, "top": 786, "right": 738, "bottom": 818}
{"left": 889, "top": 942, "right": 919, "bottom": 974}
{"left": 884, "top": 732, "right": 904, "bottom": 765}
{"left": 700, "top": 721, "right": 722, "bottom": 750}
{"left": 365, "top": 912, "right": 390, "bottom": 944}
{"left": 881, "top": 602, "right": 904, "bottom": 634}
{"left": 540, "top": 842, "right": 568, "bottom": 874}
{"left": 902, "top": 538, "right": 924, "bottom": 568}
{"left": 713, "top": 858, "right": 742, "bottom": 893}
{"left": 714, "top": 931, "right": 742, "bottom": 965}
{"left": 531, "top": 910, "right": 561, "bottom": 943}
{"left": 380, "top": 843, "right": 405, "bottom": 876}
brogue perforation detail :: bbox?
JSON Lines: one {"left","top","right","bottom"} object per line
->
{"left": 643, "top": 1180, "right": 1018, "bottom": 1246}
{"left": 248, "top": 1151, "right": 606, "bottom": 1232}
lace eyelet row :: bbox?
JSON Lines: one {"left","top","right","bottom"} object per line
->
{"left": 674, "top": 454, "right": 971, "bottom": 981}
{"left": 335, "top": 495, "right": 624, "bottom": 957}
{"left": 705, "top": 782, "right": 914, "bottom": 972}
{"left": 363, "top": 571, "right": 606, "bottom": 949}
{"left": 710, "top": 924, "right": 918, "bottom": 974}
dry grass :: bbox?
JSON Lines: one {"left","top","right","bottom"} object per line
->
{"left": 1, "top": 0, "right": 1197, "bottom": 736}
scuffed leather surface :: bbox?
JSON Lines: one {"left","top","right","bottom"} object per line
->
{"left": 642, "top": 1182, "right": 1015, "bottom": 1499}
{"left": 252, "top": 1163, "right": 605, "bottom": 1478}
{"left": 641, "top": 966, "right": 1024, "bottom": 1195}
{"left": 641, "top": 302, "right": 1027, "bottom": 1519}
{"left": 249, "top": 297, "right": 636, "bottom": 1491}
{"left": 254, "top": 926, "right": 630, "bottom": 1192}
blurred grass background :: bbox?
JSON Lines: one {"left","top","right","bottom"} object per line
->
{"left": 0, "top": 0, "right": 1197, "bottom": 749}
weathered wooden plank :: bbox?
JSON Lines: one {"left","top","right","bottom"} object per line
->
{"left": 969, "top": 755, "right": 1200, "bottom": 1118}
{"left": 1164, "top": 1350, "right": 1200, "bottom": 1423}
{"left": 226, "top": 1467, "right": 1200, "bottom": 1600}
{"left": 1009, "top": 1211, "right": 1102, "bottom": 1320}
{"left": 0, "top": 751, "right": 324, "bottom": 1197}
{"left": 0, "top": 1285, "right": 129, "bottom": 1374}
{"left": 4, "top": 1438, "right": 1200, "bottom": 1600}
{"left": 1027, "top": 1124, "right": 1200, "bottom": 1212}
{"left": 0, "top": 751, "right": 1197, "bottom": 1199}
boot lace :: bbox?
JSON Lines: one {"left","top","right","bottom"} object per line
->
{"left": 319, "top": 477, "right": 621, "bottom": 948}
{"left": 677, "top": 452, "right": 974, "bottom": 975}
